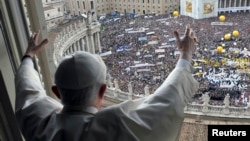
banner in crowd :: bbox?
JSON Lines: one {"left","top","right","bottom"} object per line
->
{"left": 144, "top": 54, "right": 153, "bottom": 58}
{"left": 116, "top": 45, "right": 131, "bottom": 52}
{"left": 146, "top": 32, "right": 155, "bottom": 36}
{"left": 211, "top": 22, "right": 234, "bottom": 26}
{"left": 180, "top": 0, "right": 218, "bottom": 19}
{"left": 156, "top": 18, "right": 170, "bottom": 21}
{"left": 156, "top": 62, "right": 163, "bottom": 65}
{"left": 130, "top": 63, "right": 155, "bottom": 68}
{"left": 125, "top": 28, "right": 133, "bottom": 32}
{"left": 117, "top": 34, "right": 124, "bottom": 37}
{"left": 134, "top": 61, "right": 140, "bottom": 64}
{"left": 137, "top": 68, "right": 151, "bottom": 72}
{"left": 159, "top": 45, "right": 174, "bottom": 48}
{"left": 127, "top": 30, "right": 144, "bottom": 33}
{"left": 158, "top": 54, "right": 165, "bottom": 58}
{"left": 153, "top": 76, "right": 161, "bottom": 80}
{"left": 138, "top": 36, "right": 148, "bottom": 41}
{"left": 148, "top": 41, "right": 158, "bottom": 45}
{"left": 155, "top": 49, "right": 165, "bottom": 53}
{"left": 168, "top": 38, "right": 176, "bottom": 42}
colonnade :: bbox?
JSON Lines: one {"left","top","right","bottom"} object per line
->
{"left": 219, "top": 0, "right": 250, "bottom": 13}
{"left": 53, "top": 17, "right": 101, "bottom": 66}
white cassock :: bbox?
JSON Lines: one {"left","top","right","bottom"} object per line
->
{"left": 15, "top": 58, "right": 198, "bottom": 141}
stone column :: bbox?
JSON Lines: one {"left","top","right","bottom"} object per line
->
{"left": 219, "top": 0, "right": 222, "bottom": 8}
{"left": 223, "top": 93, "right": 230, "bottom": 115}
{"left": 81, "top": 38, "right": 85, "bottom": 51}
{"left": 244, "top": 0, "right": 247, "bottom": 12}
{"left": 202, "top": 92, "right": 210, "bottom": 113}
{"left": 128, "top": 82, "right": 133, "bottom": 100}
{"left": 69, "top": 46, "right": 72, "bottom": 54}
{"left": 229, "top": 0, "right": 232, "bottom": 13}
{"left": 71, "top": 45, "right": 74, "bottom": 53}
{"left": 114, "top": 79, "right": 120, "bottom": 91}
{"left": 75, "top": 41, "right": 78, "bottom": 51}
{"left": 77, "top": 40, "right": 80, "bottom": 51}
{"left": 71, "top": 44, "right": 74, "bottom": 52}
{"left": 106, "top": 73, "right": 111, "bottom": 88}
{"left": 67, "top": 49, "right": 70, "bottom": 55}
{"left": 76, "top": 42, "right": 78, "bottom": 51}
{"left": 97, "top": 32, "right": 102, "bottom": 53}
{"left": 90, "top": 35, "right": 95, "bottom": 53}
{"left": 224, "top": 0, "right": 226, "bottom": 9}
{"left": 144, "top": 85, "right": 150, "bottom": 96}
{"left": 85, "top": 37, "right": 90, "bottom": 52}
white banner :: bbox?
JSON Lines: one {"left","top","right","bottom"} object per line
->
{"left": 146, "top": 31, "right": 155, "bottom": 35}
{"left": 148, "top": 41, "right": 158, "bottom": 45}
{"left": 158, "top": 54, "right": 165, "bottom": 58}
{"left": 211, "top": 22, "right": 234, "bottom": 26}
{"left": 159, "top": 45, "right": 174, "bottom": 48}
{"left": 156, "top": 62, "right": 163, "bottom": 65}
{"left": 153, "top": 76, "right": 161, "bottom": 79}
{"left": 134, "top": 61, "right": 140, "bottom": 64}
{"left": 130, "top": 63, "right": 155, "bottom": 68}
{"left": 127, "top": 31, "right": 145, "bottom": 33}
{"left": 125, "top": 28, "right": 133, "bottom": 32}
{"left": 137, "top": 68, "right": 151, "bottom": 72}
{"left": 117, "top": 34, "right": 124, "bottom": 37}
{"left": 155, "top": 49, "right": 165, "bottom": 53}
{"left": 156, "top": 18, "right": 170, "bottom": 21}
{"left": 144, "top": 54, "right": 153, "bottom": 58}
{"left": 161, "top": 42, "right": 168, "bottom": 46}
{"left": 168, "top": 38, "right": 176, "bottom": 42}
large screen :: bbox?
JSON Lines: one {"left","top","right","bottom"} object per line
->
{"left": 180, "top": 0, "right": 218, "bottom": 19}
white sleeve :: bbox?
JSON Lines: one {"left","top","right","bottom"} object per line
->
{"left": 15, "top": 58, "right": 62, "bottom": 112}
{"left": 111, "top": 59, "right": 199, "bottom": 141}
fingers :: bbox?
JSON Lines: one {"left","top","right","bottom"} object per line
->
{"left": 34, "top": 39, "right": 48, "bottom": 53}
{"left": 34, "top": 30, "right": 40, "bottom": 43}
{"left": 28, "top": 35, "right": 34, "bottom": 44}
{"left": 173, "top": 30, "right": 181, "bottom": 43}
{"left": 188, "top": 28, "right": 198, "bottom": 43}
{"left": 194, "top": 37, "right": 198, "bottom": 43}
{"left": 184, "top": 24, "right": 190, "bottom": 36}
{"left": 38, "top": 39, "right": 49, "bottom": 48}
{"left": 190, "top": 28, "right": 194, "bottom": 37}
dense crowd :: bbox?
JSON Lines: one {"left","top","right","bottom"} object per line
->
{"left": 99, "top": 12, "right": 250, "bottom": 107}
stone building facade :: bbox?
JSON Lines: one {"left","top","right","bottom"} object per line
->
{"left": 42, "top": 0, "right": 65, "bottom": 30}
{"left": 66, "top": 0, "right": 180, "bottom": 16}
{"left": 52, "top": 13, "right": 101, "bottom": 66}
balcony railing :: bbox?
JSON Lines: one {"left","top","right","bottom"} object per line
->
{"left": 104, "top": 79, "right": 250, "bottom": 118}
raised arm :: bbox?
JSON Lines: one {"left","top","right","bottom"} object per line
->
{"left": 15, "top": 31, "right": 62, "bottom": 136}
{"left": 100, "top": 25, "right": 199, "bottom": 141}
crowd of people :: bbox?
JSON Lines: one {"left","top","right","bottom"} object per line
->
{"left": 99, "top": 12, "right": 250, "bottom": 107}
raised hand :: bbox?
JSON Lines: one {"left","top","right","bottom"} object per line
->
{"left": 24, "top": 31, "right": 49, "bottom": 58}
{"left": 173, "top": 25, "right": 198, "bottom": 62}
